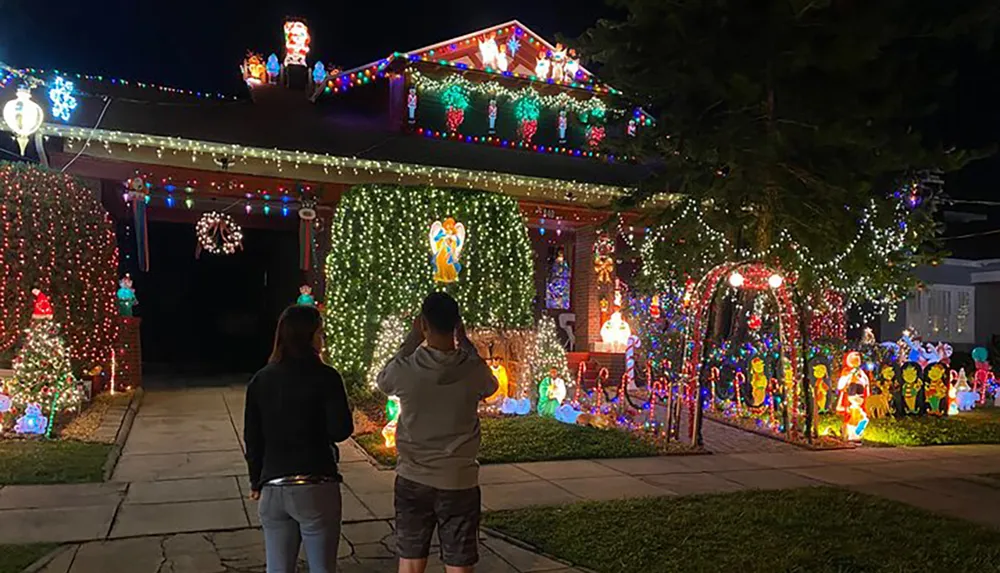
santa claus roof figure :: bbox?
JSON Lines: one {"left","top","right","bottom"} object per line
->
{"left": 31, "top": 289, "right": 54, "bottom": 320}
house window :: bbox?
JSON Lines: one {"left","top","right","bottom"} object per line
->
{"left": 905, "top": 284, "right": 975, "bottom": 344}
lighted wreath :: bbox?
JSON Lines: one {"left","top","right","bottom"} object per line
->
{"left": 196, "top": 212, "right": 243, "bottom": 255}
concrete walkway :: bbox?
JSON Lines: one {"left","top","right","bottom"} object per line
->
{"left": 4, "top": 387, "right": 1000, "bottom": 572}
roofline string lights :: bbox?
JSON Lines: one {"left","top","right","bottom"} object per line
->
{"left": 41, "top": 123, "right": 632, "bottom": 204}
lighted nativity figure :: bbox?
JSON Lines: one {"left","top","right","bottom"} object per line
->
{"left": 429, "top": 217, "right": 466, "bottom": 283}
{"left": 495, "top": 44, "right": 509, "bottom": 72}
{"left": 545, "top": 248, "right": 571, "bottom": 310}
{"left": 486, "top": 357, "right": 509, "bottom": 404}
{"left": 537, "top": 367, "right": 567, "bottom": 418}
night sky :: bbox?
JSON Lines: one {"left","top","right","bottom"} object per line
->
{"left": 1, "top": 0, "right": 998, "bottom": 250}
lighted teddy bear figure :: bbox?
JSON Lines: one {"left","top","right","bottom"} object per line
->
{"left": 296, "top": 285, "right": 315, "bottom": 306}
{"left": 749, "top": 357, "right": 768, "bottom": 407}
{"left": 15, "top": 403, "right": 47, "bottom": 435}
{"left": 117, "top": 274, "right": 138, "bottom": 316}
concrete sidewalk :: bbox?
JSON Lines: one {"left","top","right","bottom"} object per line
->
{"left": 5, "top": 387, "right": 1000, "bottom": 571}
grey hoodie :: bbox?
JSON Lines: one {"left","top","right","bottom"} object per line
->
{"left": 376, "top": 330, "right": 498, "bottom": 490}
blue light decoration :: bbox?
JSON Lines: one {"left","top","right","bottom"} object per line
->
{"left": 48, "top": 76, "right": 78, "bottom": 122}
{"left": 266, "top": 54, "right": 281, "bottom": 78}
{"left": 0, "top": 392, "right": 10, "bottom": 413}
{"left": 312, "top": 62, "right": 326, "bottom": 84}
{"left": 507, "top": 37, "right": 521, "bottom": 58}
{"left": 14, "top": 403, "right": 48, "bottom": 435}
{"left": 500, "top": 397, "right": 531, "bottom": 416}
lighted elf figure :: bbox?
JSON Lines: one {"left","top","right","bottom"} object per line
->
{"left": 429, "top": 217, "right": 466, "bottom": 283}
{"left": 925, "top": 363, "right": 948, "bottom": 416}
{"left": 537, "top": 367, "right": 567, "bottom": 418}
{"left": 297, "top": 285, "right": 316, "bottom": 306}
{"left": 812, "top": 363, "right": 831, "bottom": 413}
{"left": 116, "top": 274, "right": 138, "bottom": 317}
{"left": 407, "top": 87, "right": 418, "bottom": 124}
{"left": 557, "top": 110, "right": 568, "bottom": 143}
{"left": 382, "top": 395, "right": 400, "bottom": 448}
{"left": 749, "top": 357, "right": 768, "bottom": 407}
{"left": 901, "top": 363, "right": 923, "bottom": 414}
{"left": 487, "top": 99, "right": 498, "bottom": 133}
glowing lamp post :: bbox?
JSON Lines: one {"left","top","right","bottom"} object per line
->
{"left": 3, "top": 87, "right": 44, "bottom": 155}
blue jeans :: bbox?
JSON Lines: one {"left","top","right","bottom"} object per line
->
{"left": 259, "top": 482, "right": 342, "bottom": 573}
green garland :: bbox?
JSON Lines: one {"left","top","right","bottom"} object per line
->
{"left": 324, "top": 184, "right": 534, "bottom": 382}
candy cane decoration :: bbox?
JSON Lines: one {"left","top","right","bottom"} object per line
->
{"left": 625, "top": 335, "right": 640, "bottom": 390}
{"left": 734, "top": 371, "right": 745, "bottom": 408}
{"left": 596, "top": 367, "right": 610, "bottom": 409}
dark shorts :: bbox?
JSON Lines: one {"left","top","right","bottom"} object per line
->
{"left": 394, "top": 475, "right": 481, "bottom": 567}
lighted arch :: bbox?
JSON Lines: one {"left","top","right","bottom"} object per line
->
{"left": 680, "top": 261, "right": 807, "bottom": 446}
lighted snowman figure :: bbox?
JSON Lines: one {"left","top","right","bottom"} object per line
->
{"left": 15, "top": 403, "right": 47, "bottom": 435}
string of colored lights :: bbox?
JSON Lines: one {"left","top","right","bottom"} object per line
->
{"left": 18, "top": 68, "right": 239, "bottom": 100}
{"left": 410, "top": 70, "right": 618, "bottom": 117}
{"left": 34, "top": 124, "right": 633, "bottom": 205}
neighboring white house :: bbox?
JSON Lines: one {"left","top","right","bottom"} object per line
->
{"left": 881, "top": 258, "right": 1000, "bottom": 349}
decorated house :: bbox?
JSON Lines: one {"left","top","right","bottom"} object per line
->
{"left": 0, "top": 20, "right": 656, "bottom": 385}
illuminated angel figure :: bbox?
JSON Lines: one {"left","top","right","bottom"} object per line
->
{"left": 429, "top": 217, "right": 466, "bottom": 283}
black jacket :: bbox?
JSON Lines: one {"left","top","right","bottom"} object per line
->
{"left": 243, "top": 356, "right": 353, "bottom": 490}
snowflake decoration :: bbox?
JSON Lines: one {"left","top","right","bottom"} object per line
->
{"left": 507, "top": 37, "right": 520, "bottom": 58}
{"left": 48, "top": 76, "right": 77, "bottom": 122}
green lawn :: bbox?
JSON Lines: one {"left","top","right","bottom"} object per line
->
{"left": 356, "top": 415, "right": 664, "bottom": 466}
{"left": 0, "top": 544, "right": 57, "bottom": 573}
{"left": 819, "top": 407, "right": 1000, "bottom": 446}
{"left": 0, "top": 440, "right": 111, "bottom": 485}
{"left": 484, "top": 487, "right": 1000, "bottom": 573}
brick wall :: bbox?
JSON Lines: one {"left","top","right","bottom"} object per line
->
{"left": 117, "top": 317, "right": 142, "bottom": 389}
{"left": 572, "top": 228, "right": 600, "bottom": 350}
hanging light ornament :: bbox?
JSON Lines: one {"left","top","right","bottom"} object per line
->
{"left": 196, "top": 212, "right": 243, "bottom": 255}
{"left": 3, "top": 86, "right": 44, "bottom": 155}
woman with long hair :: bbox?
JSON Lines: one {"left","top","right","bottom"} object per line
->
{"left": 244, "top": 304, "right": 353, "bottom": 573}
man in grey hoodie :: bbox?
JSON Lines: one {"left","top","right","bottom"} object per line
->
{"left": 377, "top": 292, "right": 498, "bottom": 573}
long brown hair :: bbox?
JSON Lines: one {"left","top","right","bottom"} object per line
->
{"left": 270, "top": 305, "right": 323, "bottom": 363}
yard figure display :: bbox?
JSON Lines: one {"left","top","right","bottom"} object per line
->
{"left": 866, "top": 365, "right": 895, "bottom": 419}
{"left": 14, "top": 403, "right": 47, "bottom": 435}
{"left": 749, "top": 357, "right": 768, "bottom": 407}
{"left": 925, "top": 363, "right": 948, "bottom": 416}
{"left": 381, "top": 396, "right": 400, "bottom": 448}
{"left": 117, "top": 274, "right": 138, "bottom": 316}
{"left": 537, "top": 367, "right": 567, "bottom": 417}
{"left": 429, "top": 217, "right": 466, "bottom": 283}
{"left": 901, "top": 363, "right": 924, "bottom": 415}
{"left": 810, "top": 361, "right": 831, "bottom": 414}
{"left": 842, "top": 383, "right": 870, "bottom": 441}
{"left": 955, "top": 368, "right": 978, "bottom": 411}
{"left": 487, "top": 357, "right": 509, "bottom": 404}
{"left": 296, "top": 285, "right": 315, "bottom": 306}
{"left": 836, "top": 352, "right": 870, "bottom": 439}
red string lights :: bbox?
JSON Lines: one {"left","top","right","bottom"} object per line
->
{"left": 0, "top": 162, "right": 119, "bottom": 372}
